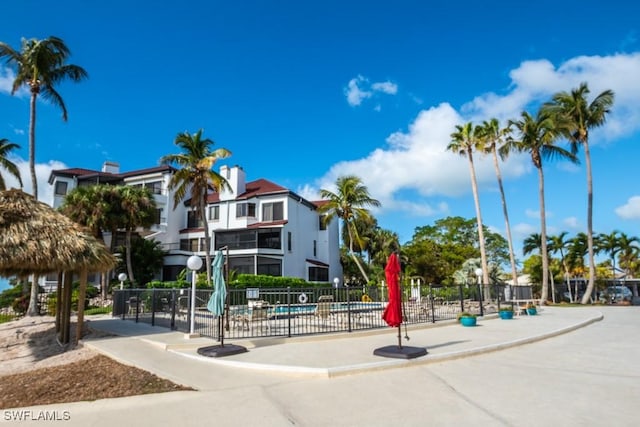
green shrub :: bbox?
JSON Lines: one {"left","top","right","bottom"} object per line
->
{"left": 84, "top": 306, "right": 112, "bottom": 315}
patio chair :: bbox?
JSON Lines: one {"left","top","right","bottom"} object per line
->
{"left": 315, "top": 295, "right": 334, "bottom": 326}
{"left": 127, "top": 297, "right": 144, "bottom": 315}
{"left": 234, "top": 300, "right": 271, "bottom": 332}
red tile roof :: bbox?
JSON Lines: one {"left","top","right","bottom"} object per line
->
{"left": 206, "top": 178, "right": 288, "bottom": 203}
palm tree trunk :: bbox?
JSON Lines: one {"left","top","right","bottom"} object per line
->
{"left": 125, "top": 230, "right": 135, "bottom": 285}
{"left": 582, "top": 143, "right": 596, "bottom": 304}
{"left": 347, "top": 222, "right": 369, "bottom": 283}
{"left": 25, "top": 92, "right": 39, "bottom": 316}
{"left": 538, "top": 167, "right": 549, "bottom": 303}
{"left": 29, "top": 91, "right": 38, "bottom": 200}
{"left": 492, "top": 149, "right": 519, "bottom": 287}
{"left": 467, "top": 152, "right": 490, "bottom": 286}
{"left": 200, "top": 198, "right": 212, "bottom": 285}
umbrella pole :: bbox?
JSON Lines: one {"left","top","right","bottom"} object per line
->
{"left": 397, "top": 324, "right": 402, "bottom": 349}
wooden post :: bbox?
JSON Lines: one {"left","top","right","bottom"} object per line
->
{"left": 75, "top": 269, "right": 88, "bottom": 344}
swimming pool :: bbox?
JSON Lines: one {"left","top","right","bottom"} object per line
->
{"left": 271, "top": 301, "right": 384, "bottom": 315}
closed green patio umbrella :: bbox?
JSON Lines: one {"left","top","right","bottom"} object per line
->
{"left": 207, "top": 250, "right": 226, "bottom": 316}
{"left": 198, "top": 248, "right": 247, "bottom": 357}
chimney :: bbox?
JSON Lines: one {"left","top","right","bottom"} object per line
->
{"left": 102, "top": 161, "right": 120, "bottom": 174}
{"left": 219, "top": 165, "right": 245, "bottom": 201}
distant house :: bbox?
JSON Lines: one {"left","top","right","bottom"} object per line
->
{"left": 48, "top": 162, "right": 342, "bottom": 287}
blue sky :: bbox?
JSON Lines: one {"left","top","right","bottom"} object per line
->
{"left": 1, "top": 0, "right": 640, "bottom": 276}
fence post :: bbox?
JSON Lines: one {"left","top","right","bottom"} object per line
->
{"left": 459, "top": 285, "right": 465, "bottom": 313}
{"left": 478, "top": 283, "right": 484, "bottom": 317}
{"left": 429, "top": 284, "right": 436, "bottom": 323}
{"left": 287, "top": 286, "right": 292, "bottom": 338}
{"left": 151, "top": 289, "right": 156, "bottom": 326}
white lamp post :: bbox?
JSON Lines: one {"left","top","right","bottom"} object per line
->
{"left": 475, "top": 268, "right": 483, "bottom": 285}
{"left": 118, "top": 273, "right": 127, "bottom": 290}
{"left": 333, "top": 277, "right": 340, "bottom": 288}
{"left": 187, "top": 255, "right": 203, "bottom": 336}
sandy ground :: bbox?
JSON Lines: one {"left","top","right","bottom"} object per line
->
{"left": 0, "top": 315, "right": 107, "bottom": 375}
{"left": 0, "top": 315, "right": 192, "bottom": 409}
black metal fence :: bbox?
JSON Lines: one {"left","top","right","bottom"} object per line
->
{"left": 113, "top": 283, "right": 522, "bottom": 340}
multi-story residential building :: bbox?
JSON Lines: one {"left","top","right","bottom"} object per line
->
{"left": 48, "top": 162, "right": 342, "bottom": 287}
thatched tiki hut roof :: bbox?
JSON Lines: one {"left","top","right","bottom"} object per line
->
{"left": 0, "top": 189, "right": 117, "bottom": 344}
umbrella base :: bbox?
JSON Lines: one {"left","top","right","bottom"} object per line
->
{"left": 373, "top": 345, "right": 427, "bottom": 359}
{"left": 197, "top": 344, "right": 248, "bottom": 358}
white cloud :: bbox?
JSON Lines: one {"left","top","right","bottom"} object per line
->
{"left": 0, "top": 66, "right": 28, "bottom": 97}
{"left": 525, "top": 209, "right": 540, "bottom": 219}
{"left": 615, "top": 196, "right": 640, "bottom": 219}
{"left": 563, "top": 216, "right": 581, "bottom": 229}
{"left": 345, "top": 75, "right": 398, "bottom": 107}
{"left": 328, "top": 52, "right": 640, "bottom": 225}
{"left": 2, "top": 156, "right": 68, "bottom": 203}
{"left": 344, "top": 75, "right": 372, "bottom": 106}
{"left": 371, "top": 81, "right": 398, "bottom": 95}
{"left": 13, "top": 128, "right": 25, "bottom": 135}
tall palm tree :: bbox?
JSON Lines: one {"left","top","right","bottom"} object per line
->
{"left": 318, "top": 175, "right": 381, "bottom": 283}
{"left": 447, "top": 122, "right": 489, "bottom": 286}
{"left": 0, "top": 138, "right": 22, "bottom": 190}
{"left": 118, "top": 185, "right": 157, "bottom": 286}
{"left": 548, "top": 232, "right": 573, "bottom": 301}
{"left": 567, "top": 232, "right": 589, "bottom": 300}
{"left": 509, "top": 110, "right": 577, "bottom": 303}
{"left": 61, "top": 184, "right": 125, "bottom": 299}
{"left": 597, "top": 230, "right": 622, "bottom": 279}
{"left": 161, "top": 129, "right": 231, "bottom": 284}
{"left": 477, "top": 118, "right": 519, "bottom": 287}
{"left": 0, "top": 36, "right": 87, "bottom": 200}
{"left": 543, "top": 82, "right": 615, "bottom": 304}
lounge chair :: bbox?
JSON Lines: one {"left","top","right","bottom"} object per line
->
{"left": 315, "top": 295, "right": 334, "bottom": 326}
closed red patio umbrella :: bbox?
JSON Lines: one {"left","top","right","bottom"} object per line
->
{"left": 382, "top": 252, "right": 402, "bottom": 327}
{"left": 374, "top": 251, "right": 427, "bottom": 359}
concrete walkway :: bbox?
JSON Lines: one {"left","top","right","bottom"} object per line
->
{"left": 8, "top": 306, "right": 640, "bottom": 427}
{"left": 83, "top": 306, "right": 602, "bottom": 382}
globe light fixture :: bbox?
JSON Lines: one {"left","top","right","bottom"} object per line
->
{"left": 118, "top": 272, "right": 127, "bottom": 290}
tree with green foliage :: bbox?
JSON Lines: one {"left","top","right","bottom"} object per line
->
{"left": 161, "top": 129, "right": 231, "bottom": 285}
{"left": 543, "top": 83, "right": 615, "bottom": 304}
{"left": 118, "top": 186, "right": 157, "bottom": 286}
{"left": 0, "top": 36, "right": 87, "bottom": 200}
{"left": 318, "top": 175, "right": 380, "bottom": 283}
{"left": 447, "top": 122, "right": 490, "bottom": 286}
{"left": 0, "top": 138, "right": 22, "bottom": 190}
{"left": 548, "top": 232, "right": 574, "bottom": 301}
{"left": 117, "top": 238, "right": 165, "bottom": 287}
{"left": 509, "top": 110, "right": 577, "bottom": 303}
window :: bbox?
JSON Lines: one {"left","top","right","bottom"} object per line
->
{"left": 229, "top": 256, "right": 255, "bottom": 275}
{"left": 309, "top": 267, "right": 329, "bottom": 282}
{"left": 145, "top": 181, "right": 162, "bottom": 195}
{"left": 216, "top": 228, "right": 281, "bottom": 250}
{"left": 187, "top": 210, "right": 203, "bottom": 228}
{"left": 262, "top": 202, "right": 284, "bottom": 222}
{"left": 209, "top": 205, "right": 220, "bottom": 221}
{"left": 236, "top": 202, "right": 256, "bottom": 218}
{"left": 257, "top": 256, "right": 282, "bottom": 276}
{"left": 258, "top": 229, "right": 281, "bottom": 249}
{"left": 180, "top": 238, "right": 199, "bottom": 252}
{"left": 154, "top": 208, "right": 162, "bottom": 225}
{"left": 319, "top": 215, "right": 327, "bottom": 230}
{"left": 55, "top": 181, "right": 68, "bottom": 196}
{"left": 287, "top": 232, "right": 292, "bottom": 251}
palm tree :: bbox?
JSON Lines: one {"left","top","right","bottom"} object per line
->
{"left": 597, "top": 230, "right": 622, "bottom": 279}
{"left": 543, "top": 83, "right": 615, "bottom": 304}
{"left": 548, "top": 232, "right": 573, "bottom": 301}
{"left": 0, "top": 36, "right": 87, "bottom": 200}
{"left": 567, "top": 232, "right": 589, "bottom": 300}
{"left": 509, "top": 110, "right": 577, "bottom": 303}
{"left": 318, "top": 175, "right": 381, "bottom": 283}
{"left": 118, "top": 185, "right": 157, "bottom": 286}
{"left": 160, "top": 129, "right": 231, "bottom": 284}
{"left": 447, "top": 122, "right": 489, "bottom": 286}
{"left": 477, "top": 118, "right": 518, "bottom": 287}
{"left": 0, "top": 138, "right": 22, "bottom": 190}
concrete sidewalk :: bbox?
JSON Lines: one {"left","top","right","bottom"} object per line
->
{"left": 83, "top": 306, "right": 603, "bottom": 385}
